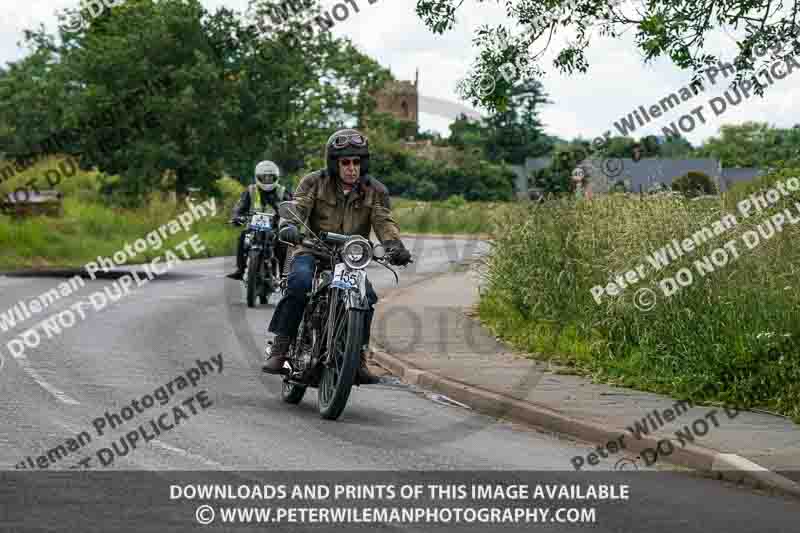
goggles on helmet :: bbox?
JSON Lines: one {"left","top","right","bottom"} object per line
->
{"left": 332, "top": 133, "right": 367, "bottom": 149}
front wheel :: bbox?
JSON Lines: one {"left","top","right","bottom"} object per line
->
{"left": 245, "top": 251, "right": 261, "bottom": 308}
{"left": 318, "top": 308, "right": 365, "bottom": 420}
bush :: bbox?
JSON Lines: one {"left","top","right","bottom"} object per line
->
{"left": 480, "top": 175, "right": 800, "bottom": 421}
{"left": 415, "top": 180, "right": 438, "bottom": 200}
{"left": 215, "top": 176, "right": 245, "bottom": 209}
{"left": 368, "top": 137, "right": 514, "bottom": 201}
{"left": 443, "top": 194, "right": 467, "bottom": 208}
{"left": 672, "top": 171, "right": 717, "bottom": 197}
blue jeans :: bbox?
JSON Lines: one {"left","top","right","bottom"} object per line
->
{"left": 268, "top": 254, "right": 378, "bottom": 344}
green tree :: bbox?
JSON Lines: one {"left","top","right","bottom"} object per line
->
{"left": 1, "top": 0, "right": 390, "bottom": 202}
{"left": 483, "top": 79, "right": 553, "bottom": 164}
{"left": 448, "top": 80, "right": 552, "bottom": 164}
{"left": 448, "top": 113, "right": 490, "bottom": 154}
{"left": 695, "top": 122, "right": 800, "bottom": 167}
{"left": 415, "top": 0, "right": 800, "bottom": 110}
{"left": 659, "top": 135, "right": 694, "bottom": 158}
{"left": 532, "top": 143, "right": 587, "bottom": 193}
{"left": 603, "top": 137, "right": 638, "bottom": 158}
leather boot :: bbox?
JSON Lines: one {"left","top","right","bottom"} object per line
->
{"left": 356, "top": 346, "right": 380, "bottom": 385}
{"left": 262, "top": 335, "right": 292, "bottom": 375}
{"left": 226, "top": 269, "right": 245, "bottom": 280}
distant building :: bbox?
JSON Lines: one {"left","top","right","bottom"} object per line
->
{"left": 508, "top": 165, "right": 528, "bottom": 199}
{"left": 516, "top": 156, "right": 765, "bottom": 198}
{"left": 719, "top": 167, "right": 764, "bottom": 192}
{"left": 371, "top": 70, "right": 419, "bottom": 126}
{"left": 576, "top": 158, "right": 722, "bottom": 194}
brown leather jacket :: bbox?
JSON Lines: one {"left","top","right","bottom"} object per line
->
{"left": 282, "top": 170, "right": 401, "bottom": 254}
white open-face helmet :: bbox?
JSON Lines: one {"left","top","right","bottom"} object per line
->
{"left": 254, "top": 160, "right": 280, "bottom": 191}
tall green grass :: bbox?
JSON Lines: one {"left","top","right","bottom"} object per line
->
{"left": 392, "top": 195, "right": 501, "bottom": 234}
{"left": 480, "top": 169, "right": 800, "bottom": 421}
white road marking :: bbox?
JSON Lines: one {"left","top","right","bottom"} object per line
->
{"left": 151, "top": 440, "right": 225, "bottom": 468}
{"left": 13, "top": 354, "right": 80, "bottom": 405}
{"left": 54, "top": 422, "right": 224, "bottom": 469}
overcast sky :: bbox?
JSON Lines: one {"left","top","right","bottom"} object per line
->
{"left": 2, "top": 0, "right": 798, "bottom": 146}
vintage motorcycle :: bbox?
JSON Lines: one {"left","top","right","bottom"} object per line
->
{"left": 236, "top": 210, "right": 282, "bottom": 307}
{"left": 269, "top": 201, "right": 410, "bottom": 420}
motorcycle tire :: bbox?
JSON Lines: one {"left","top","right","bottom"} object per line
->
{"left": 318, "top": 308, "right": 365, "bottom": 420}
{"left": 245, "top": 251, "right": 261, "bottom": 308}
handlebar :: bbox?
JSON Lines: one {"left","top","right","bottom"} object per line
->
{"left": 319, "top": 231, "right": 348, "bottom": 244}
{"left": 296, "top": 235, "right": 412, "bottom": 265}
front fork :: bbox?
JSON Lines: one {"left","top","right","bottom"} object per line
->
{"left": 324, "top": 271, "right": 370, "bottom": 365}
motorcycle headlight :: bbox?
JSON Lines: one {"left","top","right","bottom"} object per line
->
{"left": 342, "top": 237, "right": 372, "bottom": 269}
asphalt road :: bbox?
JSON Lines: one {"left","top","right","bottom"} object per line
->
{"left": 0, "top": 237, "right": 797, "bottom": 531}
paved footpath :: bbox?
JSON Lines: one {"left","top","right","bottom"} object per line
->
{"left": 369, "top": 263, "right": 800, "bottom": 496}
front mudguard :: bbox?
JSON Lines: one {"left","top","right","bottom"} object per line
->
{"left": 342, "top": 272, "right": 370, "bottom": 311}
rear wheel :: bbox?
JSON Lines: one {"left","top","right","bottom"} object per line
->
{"left": 245, "top": 251, "right": 261, "bottom": 308}
{"left": 318, "top": 306, "right": 364, "bottom": 420}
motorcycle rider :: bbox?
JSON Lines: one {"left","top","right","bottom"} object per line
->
{"left": 227, "top": 160, "right": 292, "bottom": 280}
{"left": 262, "top": 128, "right": 412, "bottom": 384}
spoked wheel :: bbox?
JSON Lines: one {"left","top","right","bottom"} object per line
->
{"left": 318, "top": 303, "right": 365, "bottom": 420}
{"left": 281, "top": 380, "right": 307, "bottom": 404}
{"left": 245, "top": 251, "right": 261, "bottom": 308}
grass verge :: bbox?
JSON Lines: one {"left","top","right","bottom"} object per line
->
{"left": 0, "top": 156, "right": 241, "bottom": 269}
{"left": 392, "top": 196, "right": 503, "bottom": 235}
{"left": 479, "top": 170, "right": 800, "bottom": 422}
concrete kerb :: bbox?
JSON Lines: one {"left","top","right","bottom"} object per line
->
{"left": 399, "top": 232, "right": 492, "bottom": 241}
{"left": 368, "top": 273, "right": 800, "bottom": 500}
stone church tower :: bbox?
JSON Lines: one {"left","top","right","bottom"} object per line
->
{"left": 372, "top": 69, "right": 419, "bottom": 126}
